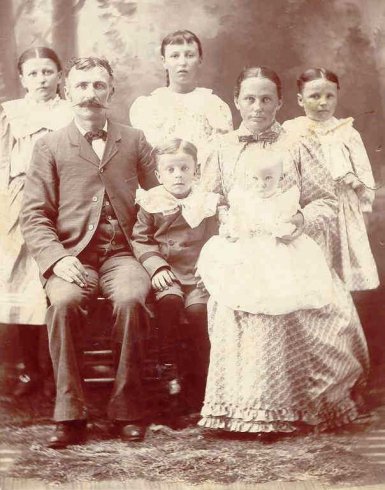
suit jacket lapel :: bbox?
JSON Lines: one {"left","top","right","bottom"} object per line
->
{"left": 100, "top": 121, "right": 121, "bottom": 169}
{"left": 68, "top": 121, "right": 100, "bottom": 167}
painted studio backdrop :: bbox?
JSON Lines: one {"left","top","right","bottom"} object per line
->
{"left": 0, "top": 0, "right": 385, "bottom": 369}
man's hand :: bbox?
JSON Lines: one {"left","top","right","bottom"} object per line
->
{"left": 53, "top": 256, "right": 88, "bottom": 287}
{"left": 152, "top": 268, "right": 176, "bottom": 292}
{"left": 279, "top": 212, "right": 304, "bottom": 244}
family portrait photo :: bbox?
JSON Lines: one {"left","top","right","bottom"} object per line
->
{"left": 1, "top": 1, "right": 385, "bottom": 489}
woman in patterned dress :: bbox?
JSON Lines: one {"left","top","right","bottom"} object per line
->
{"left": 0, "top": 47, "right": 72, "bottom": 396}
{"left": 198, "top": 66, "right": 369, "bottom": 434}
{"left": 129, "top": 30, "right": 233, "bottom": 171}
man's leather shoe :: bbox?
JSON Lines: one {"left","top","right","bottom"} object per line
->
{"left": 112, "top": 422, "right": 146, "bottom": 442}
{"left": 47, "top": 420, "right": 87, "bottom": 449}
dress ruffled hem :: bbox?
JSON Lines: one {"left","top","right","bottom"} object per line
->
{"left": 198, "top": 397, "right": 361, "bottom": 433}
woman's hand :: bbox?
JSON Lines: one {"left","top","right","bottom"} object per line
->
{"left": 53, "top": 256, "right": 88, "bottom": 287}
{"left": 152, "top": 268, "right": 176, "bottom": 292}
{"left": 279, "top": 212, "right": 304, "bottom": 244}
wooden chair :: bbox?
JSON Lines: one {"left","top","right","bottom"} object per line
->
{"left": 82, "top": 296, "right": 167, "bottom": 418}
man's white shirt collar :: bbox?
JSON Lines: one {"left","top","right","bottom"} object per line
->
{"left": 76, "top": 121, "right": 108, "bottom": 160}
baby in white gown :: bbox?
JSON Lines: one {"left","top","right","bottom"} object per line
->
{"left": 197, "top": 148, "right": 333, "bottom": 315}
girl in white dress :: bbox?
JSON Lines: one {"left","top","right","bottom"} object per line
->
{"left": 283, "top": 68, "right": 379, "bottom": 291}
{"left": 129, "top": 30, "right": 233, "bottom": 170}
{"left": 198, "top": 147, "right": 332, "bottom": 315}
{"left": 0, "top": 47, "right": 72, "bottom": 396}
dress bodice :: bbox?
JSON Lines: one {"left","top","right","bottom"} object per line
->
{"left": 0, "top": 95, "right": 72, "bottom": 185}
{"left": 129, "top": 87, "right": 233, "bottom": 165}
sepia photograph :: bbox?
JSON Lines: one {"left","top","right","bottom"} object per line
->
{"left": 1, "top": 1, "right": 385, "bottom": 489}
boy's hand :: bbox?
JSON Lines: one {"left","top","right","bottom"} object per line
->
{"left": 152, "top": 269, "right": 176, "bottom": 291}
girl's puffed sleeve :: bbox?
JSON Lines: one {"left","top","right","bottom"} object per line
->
{"left": 0, "top": 106, "right": 12, "bottom": 190}
{"left": 288, "top": 138, "right": 338, "bottom": 242}
{"left": 206, "top": 95, "right": 233, "bottom": 135}
{"left": 348, "top": 127, "right": 375, "bottom": 212}
{"left": 129, "top": 95, "right": 147, "bottom": 129}
{"left": 129, "top": 95, "right": 163, "bottom": 147}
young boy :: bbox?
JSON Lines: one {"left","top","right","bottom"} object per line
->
{"left": 131, "top": 138, "right": 219, "bottom": 425}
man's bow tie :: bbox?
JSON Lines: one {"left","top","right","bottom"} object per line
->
{"left": 238, "top": 130, "right": 279, "bottom": 145}
{"left": 84, "top": 129, "right": 107, "bottom": 144}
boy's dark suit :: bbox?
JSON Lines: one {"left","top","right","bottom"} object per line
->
{"left": 131, "top": 200, "right": 218, "bottom": 413}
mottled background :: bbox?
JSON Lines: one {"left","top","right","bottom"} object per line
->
{"left": 0, "top": 0, "right": 385, "bottom": 369}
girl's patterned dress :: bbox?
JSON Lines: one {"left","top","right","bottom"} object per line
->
{"left": 283, "top": 116, "right": 379, "bottom": 291}
{"left": 0, "top": 94, "right": 72, "bottom": 324}
{"left": 129, "top": 87, "right": 233, "bottom": 169}
{"left": 198, "top": 122, "right": 369, "bottom": 433}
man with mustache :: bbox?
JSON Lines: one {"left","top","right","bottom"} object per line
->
{"left": 21, "top": 57, "right": 157, "bottom": 448}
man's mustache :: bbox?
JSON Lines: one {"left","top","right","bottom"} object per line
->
{"left": 74, "top": 99, "right": 107, "bottom": 109}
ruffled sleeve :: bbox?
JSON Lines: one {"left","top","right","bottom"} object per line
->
{"left": 347, "top": 127, "right": 375, "bottom": 212}
{"left": 205, "top": 94, "right": 233, "bottom": 135}
{"left": 129, "top": 95, "right": 161, "bottom": 145}
{"left": 0, "top": 106, "right": 12, "bottom": 190}
{"left": 129, "top": 95, "right": 149, "bottom": 130}
{"left": 129, "top": 93, "right": 167, "bottom": 146}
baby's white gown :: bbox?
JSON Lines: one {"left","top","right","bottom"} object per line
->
{"left": 198, "top": 186, "right": 333, "bottom": 315}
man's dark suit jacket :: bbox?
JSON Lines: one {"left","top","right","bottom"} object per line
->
{"left": 20, "top": 120, "right": 157, "bottom": 280}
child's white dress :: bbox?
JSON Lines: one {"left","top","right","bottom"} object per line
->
{"left": 129, "top": 87, "right": 233, "bottom": 169}
{"left": 283, "top": 116, "right": 379, "bottom": 291}
{"left": 0, "top": 95, "right": 72, "bottom": 324}
{"left": 198, "top": 185, "right": 333, "bottom": 315}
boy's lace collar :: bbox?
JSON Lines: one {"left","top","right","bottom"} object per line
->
{"left": 136, "top": 185, "right": 219, "bottom": 228}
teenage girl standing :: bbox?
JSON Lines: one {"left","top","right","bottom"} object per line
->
{"left": 129, "top": 30, "right": 233, "bottom": 171}
{"left": 0, "top": 47, "right": 72, "bottom": 396}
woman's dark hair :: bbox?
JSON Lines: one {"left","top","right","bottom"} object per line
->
{"left": 160, "top": 30, "right": 202, "bottom": 86}
{"left": 297, "top": 68, "right": 340, "bottom": 93}
{"left": 153, "top": 138, "right": 198, "bottom": 168}
{"left": 17, "top": 46, "right": 62, "bottom": 74}
{"left": 234, "top": 66, "right": 282, "bottom": 99}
